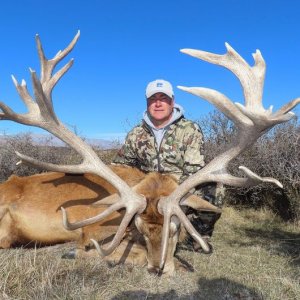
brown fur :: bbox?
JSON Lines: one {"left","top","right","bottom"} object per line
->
{"left": 0, "top": 165, "right": 191, "bottom": 274}
{"left": 137, "top": 172, "right": 178, "bottom": 225}
{"left": 0, "top": 166, "right": 144, "bottom": 247}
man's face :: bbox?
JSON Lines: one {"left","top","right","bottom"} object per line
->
{"left": 147, "top": 92, "right": 174, "bottom": 128}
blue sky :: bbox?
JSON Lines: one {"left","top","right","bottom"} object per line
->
{"left": 0, "top": 0, "right": 299, "bottom": 141}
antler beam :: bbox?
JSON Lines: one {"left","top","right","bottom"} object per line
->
{"left": 0, "top": 32, "right": 147, "bottom": 256}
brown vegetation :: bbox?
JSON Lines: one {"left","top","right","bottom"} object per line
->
{"left": 0, "top": 206, "right": 299, "bottom": 299}
{"left": 199, "top": 111, "right": 300, "bottom": 221}
{"left": 0, "top": 133, "right": 119, "bottom": 183}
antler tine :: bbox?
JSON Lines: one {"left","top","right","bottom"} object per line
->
{"left": 67, "top": 208, "right": 140, "bottom": 257}
{"left": 90, "top": 210, "right": 138, "bottom": 257}
{"left": 37, "top": 30, "right": 80, "bottom": 85}
{"left": 30, "top": 68, "right": 59, "bottom": 124}
{"left": 157, "top": 45, "right": 300, "bottom": 268}
{"left": 0, "top": 102, "right": 17, "bottom": 120}
{"left": 61, "top": 201, "right": 123, "bottom": 230}
{"left": 29, "top": 31, "right": 79, "bottom": 127}
{"left": 158, "top": 206, "right": 210, "bottom": 270}
{"left": 159, "top": 213, "right": 171, "bottom": 270}
{"left": 180, "top": 43, "right": 266, "bottom": 108}
{"left": 177, "top": 86, "right": 253, "bottom": 128}
{"left": 62, "top": 187, "right": 144, "bottom": 230}
{"left": 11, "top": 76, "right": 36, "bottom": 110}
{"left": 273, "top": 97, "right": 300, "bottom": 118}
{"left": 62, "top": 186, "right": 145, "bottom": 256}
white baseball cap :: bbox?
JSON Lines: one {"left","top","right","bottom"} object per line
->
{"left": 145, "top": 79, "right": 174, "bottom": 99}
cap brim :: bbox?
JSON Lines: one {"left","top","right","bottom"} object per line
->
{"left": 146, "top": 90, "right": 173, "bottom": 99}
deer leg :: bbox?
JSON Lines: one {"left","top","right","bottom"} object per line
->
{"left": 0, "top": 209, "right": 16, "bottom": 248}
{"left": 63, "top": 238, "right": 147, "bottom": 268}
{"left": 103, "top": 239, "right": 147, "bottom": 266}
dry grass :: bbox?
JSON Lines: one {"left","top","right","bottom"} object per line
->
{"left": 1, "top": 207, "right": 299, "bottom": 300}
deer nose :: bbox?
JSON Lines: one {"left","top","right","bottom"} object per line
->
{"left": 147, "top": 266, "right": 163, "bottom": 276}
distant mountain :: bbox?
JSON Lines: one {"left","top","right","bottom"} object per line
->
{"left": 0, "top": 133, "right": 122, "bottom": 150}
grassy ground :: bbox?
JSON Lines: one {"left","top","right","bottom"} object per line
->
{"left": 0, "top": 207, "right": 299, "bottom": 300}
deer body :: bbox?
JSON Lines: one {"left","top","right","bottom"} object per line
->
{"left": 0, "top": 165, "right": 210, "bottom": 274}
{"left": 0, "top": 166, "right": 143, "bottom": 248}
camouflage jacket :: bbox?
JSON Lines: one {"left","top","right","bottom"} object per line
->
{"left": 113, "top": 116, "right": 205, "bottom": 183}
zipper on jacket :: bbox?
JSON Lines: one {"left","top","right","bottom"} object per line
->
{"left": 156, "top": 141, "right": 163, "bottom": 173}
{"left": 143, "top": 122, "right": 163, "bottom": 173}
{"left": 142, "top": 119, "right": 182, "bottom": 174}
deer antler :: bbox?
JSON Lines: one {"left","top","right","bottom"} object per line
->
{"left": 0, "top": 31, "right": 146, "bottom": 256}
{"left": 157, "top": 43, "right": 300, "bottom": 270}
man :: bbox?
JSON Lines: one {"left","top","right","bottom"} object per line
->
{"left": 113, "top": 79, "right": 222, "bottom": 252}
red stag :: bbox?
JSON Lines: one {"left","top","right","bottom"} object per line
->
{"left": 0, "top": 32, "right": 298, "bottom": 275}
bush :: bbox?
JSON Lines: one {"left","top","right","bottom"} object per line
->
{"left": 0, "top": 133, "right": 61, "bottom": 181}
{"left": 198, "top": 111, "right": 300, "bottom": 221}
{"left": 0, "top": 133, "right": 119, "bottom": 183}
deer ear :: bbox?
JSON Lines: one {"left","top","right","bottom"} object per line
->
{"left": 180, "top": 193, "right": 222, "bottom": 214}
